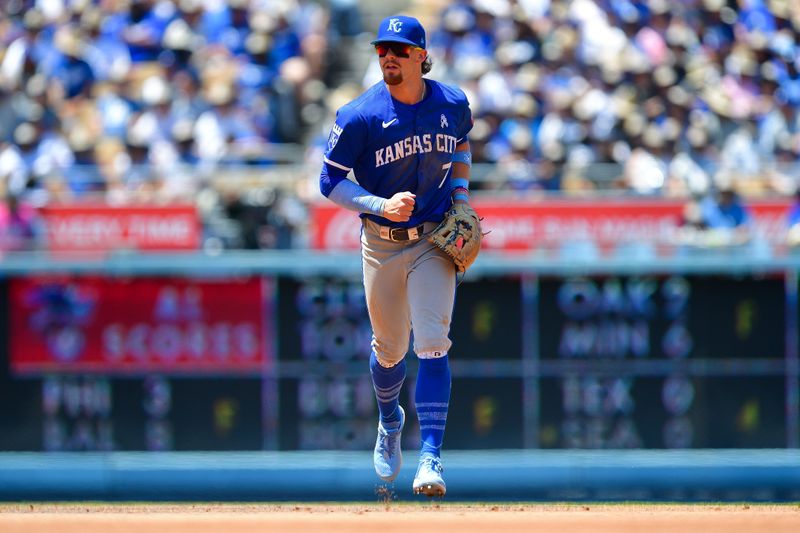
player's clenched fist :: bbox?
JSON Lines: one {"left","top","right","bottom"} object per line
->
{"left": 382, "top": 191, "right": 416, "bottom": 222}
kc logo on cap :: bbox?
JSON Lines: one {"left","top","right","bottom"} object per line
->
{"left": 371, "top": 14, "right": 427, "bottom": 49}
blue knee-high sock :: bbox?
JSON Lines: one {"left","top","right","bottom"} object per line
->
{"left": 415, "top": 355, "right": 451, "bottom": 458}
{"left": 370, "top": 351, "right": 406, "bottom": 428}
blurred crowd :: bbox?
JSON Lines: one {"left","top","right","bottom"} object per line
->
{"left": 0, "top": 0, "right": 361, "bottom": 250}
{"left": 2, "top": 0, "right": 800, "bottom": 251}
{"left": 401, "top": 0, "right": 800, "bottom": 196}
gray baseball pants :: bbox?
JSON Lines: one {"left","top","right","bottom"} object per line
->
{"left": 361, "top": 218, "right": 456, "bottom": 366}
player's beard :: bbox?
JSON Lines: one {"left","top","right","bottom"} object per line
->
{"left": 383, "top": 69, "right": 403, "bottom": 85}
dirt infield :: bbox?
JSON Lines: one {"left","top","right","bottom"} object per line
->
{"left": 1, "top": 503, "right": 799, "bottom": 533}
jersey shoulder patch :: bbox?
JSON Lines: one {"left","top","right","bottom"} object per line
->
{"left": 327, "top": 122, "right": 343, "bottom": 151}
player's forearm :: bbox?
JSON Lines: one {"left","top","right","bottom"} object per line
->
{"left": 327, "top": 178, "right": 386, "bottom": 216}
{"left": 451, "top": 142, "right": 471, "bottom": 203}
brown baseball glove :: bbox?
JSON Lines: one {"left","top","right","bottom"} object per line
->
{"left": 428, "top": 202, "right": 482, "bottom": 273}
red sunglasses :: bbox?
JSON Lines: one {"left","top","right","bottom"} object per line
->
{"left": 375, "top": 43, "right": 416, "bottom": 58}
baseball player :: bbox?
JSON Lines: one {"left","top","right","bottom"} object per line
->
{"left": 318, "top": 15, "right": 475, "bottom": 497}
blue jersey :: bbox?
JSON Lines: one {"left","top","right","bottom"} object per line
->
{"left": 320, "top": 79, "right": 473, "bottom": 228}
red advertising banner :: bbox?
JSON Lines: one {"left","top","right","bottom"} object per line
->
{"left": 310, "top": 198, "right": 793, "bottom": 250}
{"left": 40, "top": 204, "right": 200, "bottom": 252}
{"left": 9, "top": 277, "right": 272, "bottom": 375}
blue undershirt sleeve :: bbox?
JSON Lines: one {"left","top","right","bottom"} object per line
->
{"left": 328, "top": 179, "right": 386, "bottom": 216}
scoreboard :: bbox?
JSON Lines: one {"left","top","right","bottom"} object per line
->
{"left": 0, "top": 273, "right": 796, "bottom": 451}
{"left": 536, "top": 275, "right": 790, "bottom": 449}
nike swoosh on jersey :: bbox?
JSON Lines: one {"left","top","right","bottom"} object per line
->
{"left": 382, "top": 118, "right": 397, "bottom": 128}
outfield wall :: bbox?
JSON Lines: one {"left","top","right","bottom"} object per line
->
{"left": 1, "top": 450, "right": 798, "bottom": 502}
{"left": 1, "top": 251, "right": 799, "bottom": 502}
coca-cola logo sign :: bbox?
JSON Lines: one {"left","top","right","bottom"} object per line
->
{"left": 310, "top": 199, "right": 793, "bottom": 250}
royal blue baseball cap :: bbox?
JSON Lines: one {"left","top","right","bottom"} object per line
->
{"left": 371, "top": 15, "right": 427, "bottom": 49}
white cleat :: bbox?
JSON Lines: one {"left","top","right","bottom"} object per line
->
{"left": 373, "top": 406, "right": 405, "bottom": 482}
{"left": 412, "top": 454, "right": 446, "bottom": 497}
